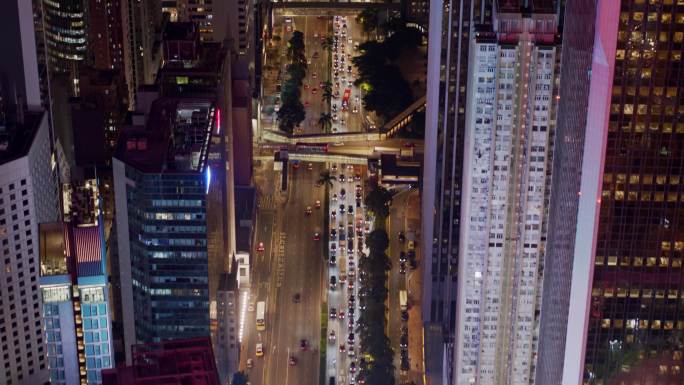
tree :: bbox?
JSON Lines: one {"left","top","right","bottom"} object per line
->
{"left": 277, "top": 99, "right": 305, "bottom": 133}
{"left": 321, "top": 35, "right": 334, "bottom": 52}
{"left": 232, "top": 372, "right": 249, "bottom": 385}
{"left": 321, "top": 89, "right": 333, "bottom": 105}
{"left": 321, "top": 81, "right": 333, "bottom": 94}
{"left": 364, "top": 186, "right": 393, "bottom": 219}
{"left": 318, "top": 112, "right": 333, "bottom": 132}
{"left": 317, "top": 170, "right": 337, "bottom": 188}
{"left": 356, "top": 8, "right": 379, "bottom": 36}
{"left": 366, "top": 229, "right": 389, "bottom": 251}
{"left": 287, "top": 31, "right": 306, "bottom": 64}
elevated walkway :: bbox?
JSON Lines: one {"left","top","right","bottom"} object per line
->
{"left": 381, "top": 94, "right": 426, "bottom": 138}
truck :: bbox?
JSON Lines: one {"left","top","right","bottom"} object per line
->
{"left": 399, "top": 290, "right": 408, "bottom": 311}
{"left": 256, "top": 301, "right": 266, "bottom": 331}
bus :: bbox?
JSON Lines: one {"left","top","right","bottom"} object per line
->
{"left": 295, "top": 142, "right": 329, "bottom": 154}
{"left": 256, "top": 301, "right": 266, "bottom": 331}
{"left": 342, "top": 89, "right": 351, "bottom": 108}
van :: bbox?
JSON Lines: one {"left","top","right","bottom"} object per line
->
{"left": 329, "top": 377, "right": 336, "bottom": 385}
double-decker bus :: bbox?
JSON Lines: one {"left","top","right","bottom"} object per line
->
{"left": 342, "top": 89, "right": 351, "bottom": 108}
{"left": 256, "top": 301, "right": 266, "bottom": 331}
{"left": 295, "top": 142, "right": 329, "bottom": 154}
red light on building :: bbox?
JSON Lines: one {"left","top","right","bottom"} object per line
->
{"left": 102, "top": 338, "right": 220, "bottom": 385}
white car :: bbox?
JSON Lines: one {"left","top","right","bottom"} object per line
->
{"left": 256, "top": 343, "right": 264, "bottom": 357}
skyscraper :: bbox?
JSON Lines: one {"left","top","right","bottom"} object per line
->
{"left": 422, "top": 0, "right": 490, "bottom": 382}
{"left": 0, "top": 2, "right": 61, "bottom": 384}
{"left": 40, "top": 0, "right": 87, "bottom": 83}
{"left": 453, "top": 3, "right": 560, "bottom": 384}
{"left": 39, "top": 222, "right": 115, "bottom": 385}
{"left": 113, "top": 97, "right": 216, "bottom": 363}
{"left": 543, "top": 1, "right": 684, "bottom": 384}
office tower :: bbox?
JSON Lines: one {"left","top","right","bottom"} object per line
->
{"left": 533, "top": 0, "right": 599, "bottom": 384}
{"left": 121, "top": 0, "right": 163, "bottom": 110}
{"left": 39, "top": 222, "right": 115, "bottom": 385}
{"left": 40, "top": 0, "right": 87, "bottom": 85}
{"left": 529, "top": 1, "right": 684, "bottom": 384}
{"left": 216, "top": 270, "right": 240, "bottom": 384}
{"left": 113, "top": 97, "right": 216, "bottom": 363}
{"left": 88, "top": 0, "right": 125, "bottom": 72}
{"left": 422, "top": 0, "right": 491, "bottom": 383}
{"left": 453, "top": 3, "right": 560, "bottom": 384}
{"left": 101, "top": 337, "right": 220, "bottom": 385}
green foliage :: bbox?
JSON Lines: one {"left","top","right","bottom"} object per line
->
{"left": 364, "top": 186, "right": 393, "bottom": 219}
{"left": 278, "top": 32, "right": 308, "bottom": 133}
{"left": 351, "top": 22, "right": 421, "bottom": 120}
{"left": 317, "top": 170, "right": 337, "bottom": 187}
{"left": 356, "top": 226, "right": 394, "bottom": 385}
{"left": 318, "top": 113, "right": 333, "bottom": 132}
{"left": 356, "top": 8, "right": 379, "bottom": 35}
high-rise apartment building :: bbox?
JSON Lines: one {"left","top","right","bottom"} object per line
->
{"left": 453, "top": 4, "right": 559, "bottom": 384}
{"left": 39, "top": 222, "right": 115, "bottom": 385}
{"left": 113, "top": 97, "right": 216, "bottom": 363}
{"left": 162, "top": 0, "right": 232, "bottom": 44}
{"left": 121, "top": 0, "right": 163, "bottom": 110}
{"left": 88, "top": 0, "right": 125, "bottom": 71}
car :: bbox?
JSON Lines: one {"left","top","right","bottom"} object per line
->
{"left": 348, "top": 206, "right": 353, "bottom": 214}
{"left": 330, "top": 255, "right": 336, "bottom": 265}
{"left": 348, "top": 37, "right": 353, "bottom": 44}
{"left": 304, "top": 83, "right": 310, "bottom": 89}
{"left": 308, "top": 163, "right": 313, "bottom": 171}
{"left": 313, "top": 51, "right": 319, "bottom": 58}
{"left": 330, "top": 228, "right": 337, "bottom": 239}
{"left": 348, "top": 318, "right": 354, "bottom": 329}
{"left": 331, "top": 210, "right": 336, "bottom": 219}
{"left": 330, "top": 275, "right": 337, "bottom": 289}
{"left": 356, "top": 199, "right": 361, "bottom": 208}
{"left": 333, "top": 113, "right": 338, "bottom": 121}
{"left": 340, "top": 119, "right": 346, "bottom": 125}
{"left": 353, "top": 105, "right": 358, "bottom": 113}
{"left": 248, "top": 302, "right": 255, "bottom": 312}
{"left": 305, "top": 206, "right": 312, "bottom": 215}
{"left": 257, "top": 242, "right": 265, "bottom": 252}
{"left": 347, "top": 333, "right": 355, "bottom": 344}
{"left": 315, "top": 200, "right": 321, "bottom": 208}
{"left": 400, "top": 359, "right": 410, "bottom": 372}
{"left": 401, "top": 310, "right": 409, "bottom": 321}
{"left": 331, "top": 243, "right": 337, "bottom": 252}
{"left": 350, "top": 361, "right": 357, "bottom": 373}
{"left": 332, "top": 103, "right": 338, "bottom": 111}
{"left": 329, "top": 330, "right": 336, "bottom": 342}
{"left": 398, "top": 231, "right": 406, "bottom": 243}
{"left": 340, "top": 188, "right": 346, "bottom": 198}
{"left": 339, "top": 344, "right": 346, "bottom": 353}
{"left": 347, "top": 240, "right": 354, "bottom": 253}
{"left": 256, "top": 343, "right": 264, "bottom": 357}
{"left": 289, "top": 356, "right": 297, "bottom": 366}
{"left": 338, "top": 310, "right": 345, "bottom": 319}
{"left": 400, "top": 251, "right": 407, "bottom": 263}
{"left": 300, "top": 339, "right": 308, "bottom": 351}
{"left": 331, "top": 164, "right": 338, "bottom": 172}
{"left": 348, "top": 347, "right": 356, "bottom": 358}
{"left": 400, "top": 334, "right": 408, "bottom": 349}
{"left": 399, "top": 262, "right": 406, "bottom": 274}
{"left": 313, "top": 232, "right": 321, "bottom": 241}
{"left": 313, "top": 72, "right": 318, "bottom": 79}
{"left": 312, "top": 87, "right": 318, "bottom": 94}
{"left": 348, "top": 65, "right": 352, "bottom": 73}
{"left": 293, "top": 161, "right": 300, "bottom": 169}
{"left": 330, "top": 307, "right": 337, "bottom": 319}
{"left": 246, "top": 358, "right": 254, "bottom": 368}
{"left": 348, "top": 281, "right": 354, "bottom": 290}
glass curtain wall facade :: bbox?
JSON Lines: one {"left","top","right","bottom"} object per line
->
{"left": 124, "top": 168, "right": 210, "bottom": 344}
{"left": 41, "top": 0, "right": 86, "bottom": 74}
{"left": 582, "top": 1, "right": 684, "bottom": 384}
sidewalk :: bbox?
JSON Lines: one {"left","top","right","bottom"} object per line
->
{"left": 405, "top": 192, "right": 424, "bottom": 385}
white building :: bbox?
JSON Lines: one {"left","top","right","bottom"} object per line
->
{"left": 454, "top": 7, "right": 559, "bottom": 385}
{"left": 216, "top": 270, "right": 240, "bottom": 384}
{"left": 0, "top": 109, "right": 60, "bottom": 385}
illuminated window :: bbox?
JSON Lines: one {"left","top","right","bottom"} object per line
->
{"left": 643, "top": 174, "right": 653, "bottom": 184}
{"left": 630, "top": 288, "right": 640, "bottom": 298}
{"left": 638, "top": 104, "right": 648, "bottom": 115}
{"left": 595, "top": 256, "right": 605, "bottom": 265}
{"left": 671, "top": 176, "right": 680, "bottom": 185}
{"left": 673, "top": 258, "right": 682, "bottom": 268}
{"left": 677, "top": 123, "right": 684, "bottom": 133}
{"left": 675, "top": 32, "right": 684, "bottom": 42}
{"left": 641, "top": 192, "right": 652, "bottom": 201}
{"left": 634, "top": 12, "right": 645, "bottom": 21}
{"left": 634, "top": 257, "right": 644, "bottom": 266}
{"left": 659, "top": 365, "right": 668, "bottom": 374}
{"left": 592, "top": 287, "right": 602, "bottom": 296}
{"left": 661, "top": 257, "right": 670, "bottom": 266}
{"left": 617, "top": 288, "right": 628, "bottom": 297}
{"left": 663, "top": 123, "right": 673, "bottom": 133}
{"left": 640, "top": 319, "right": 650, "bottom": 328}
{"left": 648, "top": 12, "right": 658, "bottom": 22}
{"left": 628, "top": 191, "right": 638, "bottom": 201}
{"left": 655, "top": 192, "right": 665, "bottom": 201}
{"left": 604, "top": 288, "right": 615, "bottom": 297}
{"left": 664, "top": 13, "right": 673, "bottom": 24}
{"left": 660, "top": 32, "right": 669, "bottom": 42}
{"left": 653, "top": 320, "right": 662, "bottom": 329}
{"left": 621, "top": 257, "right": 631, "bottom": 266}
{"left": 608, "top": 256, "right": 618, "bottom": 266}
{"left": 665, "top": 321, "right": 675, "bottom": 330}
{"left": 647, "top": 257, "right": 657, "bottom": 266}
{"left": 601, "top": 319, "right": 611, "bottom": 328}
{"left": 678, "top": 321, "right": 684, "bottom": 330}
{"left": 615, "top": 191, "right": 625, "bottom": 200}
{"left": 662, "top": 241, "right": 672, "bottom": 250}
{"left": 668, "top": 289, "right": 678, "bottom": 298}
{"left": 656, "top": 290, "right": 665, "bottom": 299}
{"left": 613, "top": 319, "right": 624, "bottom": 328}
{"left": 629, "top": 175, "right": 640, "bottom": 184}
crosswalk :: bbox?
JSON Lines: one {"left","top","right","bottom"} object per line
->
{"left": 275, "top": 232, "right": 287, "bottom": 288}
{"left": 259, "top": 194, "right": 277, "bottom": 209}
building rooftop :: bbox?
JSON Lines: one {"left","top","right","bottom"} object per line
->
{"left": 163, "top": 22, "right": 199, "bottom": 42}
{"left": 116, "top": 97, "right": 216, "bottom": 173}
{"left": 0, "top": 107, "right": 45, "bottom": 166}
{"left": 40, "top": 222, "right": 105, "bottom": 280}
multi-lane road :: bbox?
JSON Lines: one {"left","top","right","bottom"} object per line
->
{"left": 243, "top": 161, "right": 326, "bottom": 385}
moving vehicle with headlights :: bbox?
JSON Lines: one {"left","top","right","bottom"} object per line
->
{"left": 256, "top": 301, "right": 266, "bottom": 331}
